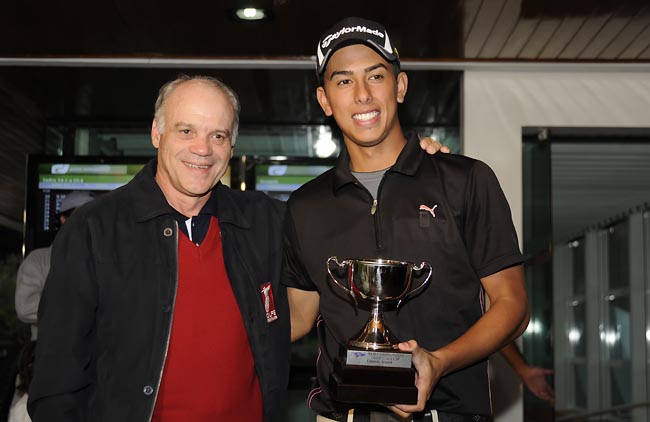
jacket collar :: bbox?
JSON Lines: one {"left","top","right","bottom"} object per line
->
{"left": 130, "top": 159, "right": 251, "bottom": 229}
{"left": 333, "top": 131, "right": 423, "bottom": 191}
{"left": 212, "top": 183, "right": 251, "bottom": 230}
{"left": 131, "top": 159, "right": 176, "bottom": 222}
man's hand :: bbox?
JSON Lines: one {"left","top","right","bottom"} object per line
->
{"left": 499, "top": 342, "right": 554, "bottom": 406}
{"left": 386, "top": 340, "right": 447, "bottom": 419}
{"left": 521, "top": 366, "right": 555, "bottom": 405}
{"left": 420, "top": 137, "right": 450, "bottom": 155}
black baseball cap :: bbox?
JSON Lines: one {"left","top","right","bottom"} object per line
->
{"left": 316, "top": 17, "right": 400, "bottom": 83}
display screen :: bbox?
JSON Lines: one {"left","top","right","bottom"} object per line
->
{"left": 36, "top": 162, "right": 146, "bottom": 231}
{"left": 37, "top": 162, "right": 144, "bottom": 192}
{"left": 253, "top": 161, "right": 333, "bottom": 201}
{"left": 24, "top": 156, "right": 151, "bottom": 253}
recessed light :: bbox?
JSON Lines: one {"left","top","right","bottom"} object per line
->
{"left": 235, "top": 7, "right": 267, "bottom": 21}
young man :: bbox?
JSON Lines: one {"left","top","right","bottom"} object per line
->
{"left": 28, "top": 75, "right": 290, "bottom": 421}
{"left": 283, "top": 17, "right": 530, "bottom": 422}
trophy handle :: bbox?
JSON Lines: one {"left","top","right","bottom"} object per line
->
{"left": 408, "top": 262, "right": 432, "bottom": 297}
{"left": 397, "top": 262, "right": 433, "bottom": 310}
{"left": 327, "top": 256, "right": 358, "bottom": 306}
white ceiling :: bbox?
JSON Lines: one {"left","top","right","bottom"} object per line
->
{"left": 552, "top": 140, "right": 650, "bottom": 243}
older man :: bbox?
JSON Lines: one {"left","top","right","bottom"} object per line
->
{"left": 28, "top": 75, "right": 290, "bottom": 421}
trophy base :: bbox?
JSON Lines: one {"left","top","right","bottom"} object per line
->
{"left": 344, "top": 348, "right": 412, "bottom": 368}
{"left": 329, "top": 354, "right": 417, "bottom": 405}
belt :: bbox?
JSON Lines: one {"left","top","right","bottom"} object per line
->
{"left": 320, "top": 409, "right": 492, "bottom": 422}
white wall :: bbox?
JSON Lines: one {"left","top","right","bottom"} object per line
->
{"left": 462, "top": 70, "right": 650, "bottom": 422}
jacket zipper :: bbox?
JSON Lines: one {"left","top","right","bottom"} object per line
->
{"left": 147, "top": 221, "right": 179, "bottom": 422}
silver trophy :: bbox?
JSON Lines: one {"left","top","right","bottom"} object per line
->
{"left": 326, "top": 257, "right": 432, "bottom": 404}
{"left": 327, "top": 257, "right": 432, "bottom": 351}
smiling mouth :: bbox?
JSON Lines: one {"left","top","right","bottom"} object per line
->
{"left": 184, "top": 162, "right": 210, "bottom": 169}
{"left": 352, "top": 111, "right": 380, "bottom": 121}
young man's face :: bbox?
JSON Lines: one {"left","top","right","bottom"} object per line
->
{"left": 317, "top": 44, "right": 407, "bottom": 149}
{"left": 151, "top": 80, "right": 235, "bottom": 205}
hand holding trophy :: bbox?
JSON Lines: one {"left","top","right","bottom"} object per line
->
{"left": 326, "top": 257, "right": 432, "bottom": 405}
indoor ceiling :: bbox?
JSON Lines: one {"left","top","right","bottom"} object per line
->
{"left": 0, "top": 0, "right": 648, "bottom": 60}
{"left": 0, "top": 0, "right": 649, "bottom": 239}
{"left": 550, "top": 132, "right": 650, "bottom": 244}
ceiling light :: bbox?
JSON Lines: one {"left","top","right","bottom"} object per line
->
{"left": 235, "top": 7, "right": 267, "bottom": 21}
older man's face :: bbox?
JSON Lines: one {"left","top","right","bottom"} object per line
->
{"left": 151, "top": 80, "right": 234, "bottom": 205}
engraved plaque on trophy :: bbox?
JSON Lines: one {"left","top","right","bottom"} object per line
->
{"left": 326, "top": 257, "right": 432, "bottom": 405}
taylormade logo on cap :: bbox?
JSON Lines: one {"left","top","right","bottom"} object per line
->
{"left": 316, "top": 17, "right": 400, "bottom": 83}
{"left": 321, "top": 25, "right": 385, "bottom": 48}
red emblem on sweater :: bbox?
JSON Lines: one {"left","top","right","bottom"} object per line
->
{"left": 260, "top": 282, "right": 278, "bottom": 323}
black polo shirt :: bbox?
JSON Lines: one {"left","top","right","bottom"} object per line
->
{"left": 282, "top": 133, "right": 523, "bottom": 416}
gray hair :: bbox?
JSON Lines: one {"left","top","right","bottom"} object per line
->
{"left": 154, "top": 74, "right": 241, "bottom": 144}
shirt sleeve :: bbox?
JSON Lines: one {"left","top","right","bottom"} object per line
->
{"left": 462, "top": 160, "right": 524, "bottom": 279}
{"left": 15, "top": 248, "right": 50, "bottom": 324}
{"left": 281, "top": 204, "right": 318, "bottom": 291}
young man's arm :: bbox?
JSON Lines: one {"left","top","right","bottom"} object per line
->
{"left": 288, "top": 287, "right": 320, "bottom": 342}
{"left": 282, "top": 202, "right": 322, "bottom": 342}
{"left": 390, "top": 264, "right": 530, "bottom": 417}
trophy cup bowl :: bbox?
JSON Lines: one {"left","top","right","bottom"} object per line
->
{"left": 327, "top": 257, "right": 432, "bottom": 350}
{"left": 348, "top": 258, "right": 415, "bottom": 301}
{"left": 326, "top": 257, "right": 432, "bottom": 405}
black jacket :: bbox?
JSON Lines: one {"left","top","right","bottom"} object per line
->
{"left": 28, "top": 160, "right": 290, "bottom": 421}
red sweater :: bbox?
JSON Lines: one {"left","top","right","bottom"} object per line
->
{"left": 152, "top": 217, "right": 263, "bottom": 421}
